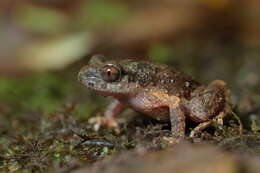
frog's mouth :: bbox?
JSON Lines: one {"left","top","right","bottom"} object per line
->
{"left": 78, "top": 72, "right": 118, "bottom": 97}
{"left": 78, "top": 73, "right": 107, "bottom": 91}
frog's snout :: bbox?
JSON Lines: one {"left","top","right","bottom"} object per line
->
{"left": 78, "top": 66, "right": 102, "bottom": 89}
{"left": 78, "top": 66, "right": 88, "bottom": 83}
{"left": 78, "top": 70, "right": 92, "bottom": 87}
{"left": 78, "top": 70, "right": 84, "bottom": 83}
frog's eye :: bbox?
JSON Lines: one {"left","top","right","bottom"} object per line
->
{"left": 102, "top": 64, "right": 121, "bottom": 82}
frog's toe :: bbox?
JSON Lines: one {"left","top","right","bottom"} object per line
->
{"left": 88, "top": 115, "right": 119, "bottom": 131}
{"left": 189, "top": 121, "right": 212, "bottom": 138}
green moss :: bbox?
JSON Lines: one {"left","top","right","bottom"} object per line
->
{"left": 78, "top": 0, "right": 129, "bottom": 28}
{"left": 148, "top": 44, "right": 176, "bottom": 63}
{"left": 15, "top": 5, "right": 66, "bottom": 34}
{"left": 0, "top": 73, "right": 75, "bottom": 115}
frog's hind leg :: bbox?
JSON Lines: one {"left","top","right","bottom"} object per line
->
{"left": 189, "top": 111, "right": 226, "bottom": 138}
{"left": 188, "top": 80, "right": 230, "bottom": 137}
{"left": 189, "top": 121, "right": 212, "bottom": 138}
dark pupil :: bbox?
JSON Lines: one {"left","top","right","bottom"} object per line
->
{"left": 107, "top": 70, "right": 111, "bottom": 76}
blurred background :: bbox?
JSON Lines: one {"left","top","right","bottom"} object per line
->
{"left": 0, "top": 0, "right": 260, "bottom": 172}
{"left": 1, "top": 0, "right": 259, "bottom": 115}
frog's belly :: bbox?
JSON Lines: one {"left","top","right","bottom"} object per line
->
{"left": 127, "top": 93, "right": 171, "bottom": 122}
{"left": 133, "top": 106, "right": 170, "bottom": 122}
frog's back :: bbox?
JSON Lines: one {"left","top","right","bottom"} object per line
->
{"left": 123, "top": 60, "right": 200, "bottom": 99}
{"left": 154, "top": 66, "right": 200, "bottom": 99}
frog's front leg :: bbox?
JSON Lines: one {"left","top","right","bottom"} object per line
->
{"left": 156, "top": 94, "right": 186, "bottom": 141}
{"left": 102, "top": 99, "right": 125, "bottom": 127}
{"left": 89, "top": 100, "right": 125, "bottom": 130}
{"left": 104, "top": 100, "right": 125, "bottom": 119}
{"left": 161, "top": 102, "right": 186, "bottom": 144}
{"left": 169, "top": 103, "right": 186, "bottom": 139}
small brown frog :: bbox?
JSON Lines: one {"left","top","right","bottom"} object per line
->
{"left": 78, "top": 55, "right": 230, "bottom": 140}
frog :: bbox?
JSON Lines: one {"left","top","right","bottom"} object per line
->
{"left": 78, "top": 55, "right": 231, "bottom": 140}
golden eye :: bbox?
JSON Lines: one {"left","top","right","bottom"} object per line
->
{"left": 102, "top": 65, "right": 120, "bottom": 82}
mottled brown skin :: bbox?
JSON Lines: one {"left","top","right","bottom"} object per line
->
{"left": 78, "top": 55, "right": 230, "bottom": 140}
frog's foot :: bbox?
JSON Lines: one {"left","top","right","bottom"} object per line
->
{"left": 88, "top": 115, "right": 118, "bottom": 131}
{"left": 189, "top": 121, "right": 211, "bottom": 138}
{"left": 190, "top": 111, "right": 226, "bottom": 138}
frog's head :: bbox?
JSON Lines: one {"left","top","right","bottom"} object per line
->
{"left": 79, "top": 55, "right": 156, "bottom": 98}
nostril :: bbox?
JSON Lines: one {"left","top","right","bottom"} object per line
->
{"left": 88, "top": 81, "right": 95, "bottom": 87}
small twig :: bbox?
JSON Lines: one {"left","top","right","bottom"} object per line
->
{"left": 231, "top": 111, "right": 243, "bottom": 135}
{"left": 251, "top": 120, "right": 260, "bottom": 132}
{"left": 70, "top": 127, "right": 92, "bottom": 140}
{"left": 78, "top": 140, "right": 115, "bottom": 148}
{"left": 70, "top": 127, "right": 115, "bottom": 148}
